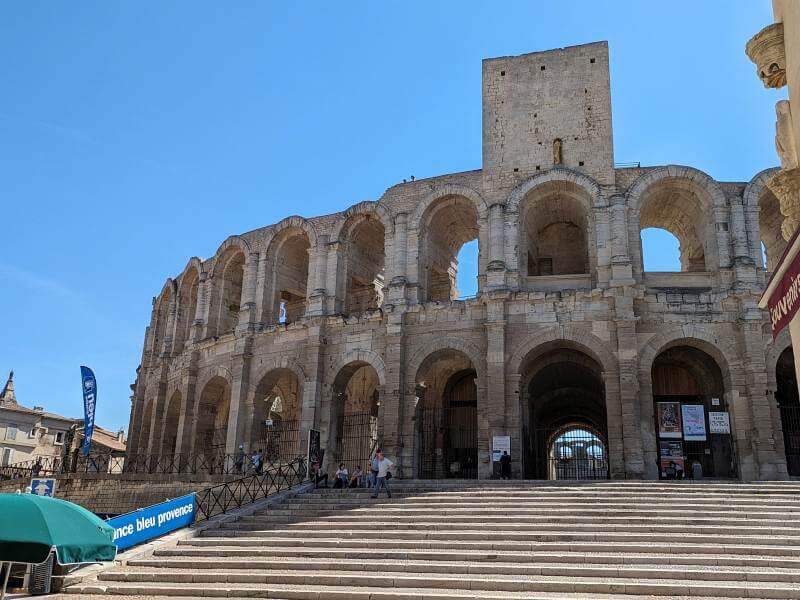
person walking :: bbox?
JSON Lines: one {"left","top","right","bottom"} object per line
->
{"left": 371, "top": 449, "right": 394, "bottom": 499}
{"left": 234, "top": 444, "right": 245, "bottom": 474}
{"left": 500, "top": 451, "right": 512, "bottom": 480}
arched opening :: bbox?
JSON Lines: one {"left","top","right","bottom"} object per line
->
{"left": 265, "top": 230, "right": 310, "bottom": 325}
{"left": 520, "top": 185, "right": 591, "bottom": 278}
{"left": 251, "top": 369, "right": 302, "bottom": 461}
{"left": 211, "top": 249, "right": 245, "bottom": 336}
{"left": 196, "top": 376, "right": 230, "bottom": 459}
{"left": 415, "top": 350, "right": 478, "bottom": 479}
{"left": 651, "top": 345, "right": 736, "bottom": 479}
{"left": 342, "top": 215, "right": 385, "bottom": 314}
{"left": 520, "top": 346, "right": 607, "bottom": 479}
{"left": 419, "top": 196, "right": 480, "bottom": 302}
{"left": 640, "top": 228, "right": 682, "bottom": 271}
{"left": 329, "top": 362, "right": 381, "bottom": 473}
{"left": 548, "top": 425, "right": 608, "bottom": 480}
{"left": 639, "top": 179, "right": 714, "bottom": 273}
{"left": 174, "top": 269, "right": 199, "bottom": 353}
{"left": 160, "top": 391, "right": 181, "bottom": 456}
{"left": 759, "top": 187, "right": 787, "bottom": 272}
{"left": 775, "top": 347, "right": 800, "bottom": 476}
{"left": 151, "top": 288, "right": 172, "bottom": 358}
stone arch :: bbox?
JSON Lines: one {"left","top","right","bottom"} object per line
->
{"left": 196, "top": 365, "right": 233, "bottom": 395}
{"left": 766, "top": 328, "right": 793, "bottom": 383}
{"left": 508, "top": 325, "right": 618, "bottom": 378}
{"left": 628, "top": 166, "right": 726, "bottom": 274}
{"left": 411, "top": 186, "right": 487, "bottom": 302}
{"left": 328, "top": 349, "right": 386, "bottom": 387}
{"left": 264, "top": 215, "right": 318, "bottom": 251}
{"left": 410, "top": 184, "right": 489, "bottom": 228}
{"left": 506, "top": 167, "right": 602, "bottom": 214}
{"left": 247, "top": 360, "right": 306, "bottom": 458}
{"left": 209, "top": 236, "right": 251, "bottom": 278}
{"left": 637, "top": 325, "right": 741, "bottom": 479}
{"left": 407, "top": 337, "right": 486, "bottom": 383}
{"left": 250, "top": 355, "right": 308, "bottom": 390}
{"left": 744, "top": 167, "right": 785, "bottom": 270}
{"left": 174, "top": 258, "right": 203, "bottom": 352}
{"left": 262, "top": 217, "right": 315, "bottom": 324}
{"left": 331, "top": 204, "right": 389, "bottom": 314}
{"left": 330, "top": 201, "right": 394, "bottom": 241}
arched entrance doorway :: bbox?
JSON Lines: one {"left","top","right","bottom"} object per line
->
{"left": 329, "top": 362, "right": 381, "bottom": 473}
{"left": 775, "top": 347, "right": 800, "bottom": 476}
{"left": 521, "top": 347, "right": 608, "bottom": 479}
{"left": 651, "top": 346, "right": 736, "bottom": 479}
{"left": 160, "top": 391, "right": 181, "bottom": 456}
{"left": 250, "top": 369, "right": 302, "bottom": 462}
{"left": 196, "top": 376, "right": 230, "bottom": 460}
{"left": 415, "top": 350, "right": 478, "bottom": 479}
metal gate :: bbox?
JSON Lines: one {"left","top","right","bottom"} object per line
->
{"left": 418, "top": 406, "right": 478, "bottom": 479}
{"left": 253, "top": 419, "right": 301, "bottom": 462}
{"left": 779, "top": 405, "right": 800, "bottom": 476}
{"left": 526, "top": 426, "right": 609, "bottom": 480}
{"left": 336, "top": 412, "right": 378, "bottom": 472}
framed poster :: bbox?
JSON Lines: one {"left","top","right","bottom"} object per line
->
{"left": 708, "top": 411, "right": 731, "bottom": 434}
{"left": 492, "top": 435, "right": 511, "bottom": 462}
{"left": 657, "top": 402, "right": 682, "bottom": 438}
{"left": 681, "top": 404, "right": 707, "bottom": 441}
{"left": 659, "top": 440, "right": 684, "bottom": 477}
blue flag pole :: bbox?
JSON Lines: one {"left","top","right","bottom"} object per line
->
{"left": 80, "top": 366, "right": 97, "bottom": 456}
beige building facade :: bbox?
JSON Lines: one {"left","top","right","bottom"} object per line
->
{"left": 129, "top": 42, "right": 797, "bottom": 481}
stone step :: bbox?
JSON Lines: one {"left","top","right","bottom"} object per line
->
{"left": 64, "top": 582, "right": 796, "bottom": 600}
{"left": 183, "top": 536, "right": 800, "bottom": 556}
{"left": 306, "top": 486, "right": 800, "bottom": 496}
{"left": 76, "top": 569, "right": 800, "bottom": 598}
{"left": 282, "top": 497, "right": 800, "bottom": 508}
{"left": 240, "top": 512, "right": 800, "bottom": 525}
{"left": 218, "top": 520, "right": 800, "bottom": 536}
{"left": 199, "top": 527, "right": 800, "bottom": 546}
{"left": 122, "top": 557, "right": 800, "bottom": 584}
{"left": 153, "top": 546, "right": 800, "bottom": 569}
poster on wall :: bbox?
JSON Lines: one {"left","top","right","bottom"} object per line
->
{"left": 659, "top": 441, "right": 684, "bottom": 477}
{"left": 708, "top": 411, "right": 731, "bottom": 434}
{"left": 657, "top": 402, "right": 682, "bottom": 438}
{"left": 492, "top": 436, "right": 511, "bottom": 462}
{"left": 682, "top": 404, "right": 707, "bottom": 441}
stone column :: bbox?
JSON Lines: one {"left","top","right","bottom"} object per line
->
{"left": 174, "top": 368, "right": 198, "bottom": 457}
{"left": 306, "top": 236, "right": 329, "bottom": 316}
{"left": 301, "top": 325, "right": 325, "bottom": 464}
{"left": 196, "top": 272, "right": 212, "bottom": 340}
{"left": 609, "top": 194, "right": 635, "bottom": 285}
{"left": 616, "top": 319, "right": 644, "bottom": 478}
{"left": 163, "top": 291, "right": 177, "bottom": 357}
{"left": 486, "top": 204, "right": 506, "bottom": 289}
{"left": 387, "top": 213, "right": 409, "bottom": 305}
{"left": 484, "top": 292, "right": 508, "bottom": 478}
{"left": 226, "top": 337, "right": 254, "bottom": 456}
{"left": 237, "top": 252, "right": 260, "bottom": 332}
{"left": 714, "top": 206, "right": 733, "bottom": 269}
{"left": 324, "top": 241, "right": 343, "bottom": 314}
{"left": 503, "top": 207, "right": 521, "bottom": 290}
{"left": 382, "top": 309, "right": 406, "bottom": 474}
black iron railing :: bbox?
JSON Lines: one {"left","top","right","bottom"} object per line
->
{"left": 195, "top": 456, "right": 307, "bottom": 522}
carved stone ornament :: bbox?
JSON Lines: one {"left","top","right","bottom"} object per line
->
{"left": 768, "top": 167, "right": 800, "bottom": 241}
{"left": 746, "top": 22, "right": 787, "bottom": 88}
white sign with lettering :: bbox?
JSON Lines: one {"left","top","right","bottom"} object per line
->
{"left": 708, "top": 412, "right": 731, "bottom": 434}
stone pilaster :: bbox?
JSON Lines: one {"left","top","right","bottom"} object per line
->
{"left": 196, "top": 272, "right": 212, "bottom": 340}
{"left": 387, "top": 213, "right": 409, "bottom": 306}
{"left": 486, "top": 203, "right": 507, "bottom": 289}
{"left": 609, "top": 194, "right": 635, "bottom": 286}
{"left": 383, "top": 309, "right": 406, "bottom": 474}
{"left": 174, "top": 366, "right": 198, "bottom": 456}
{"left": 237, "top": 252, "right": 260, "bottom": 332}
{"left": 616, "top": 318, "right": 644, "bottom": 478}
{"left": 484, "top": 291, "right": 508, "bottom": 478}
{"left": 226, "top": 336, "right": 254, "bottom": 455}
{"left": 302, "top": 324, "right": 325, "bottom": 464}
{"left": 306, "top": 235, "right": 329, "bottom": 316}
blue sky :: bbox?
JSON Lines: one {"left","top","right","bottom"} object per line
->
{"left": 0, "top": 1, "right": 786, "bottom": 434}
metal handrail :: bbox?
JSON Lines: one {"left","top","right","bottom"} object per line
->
{"left": 194, "top": 456, "right": 307, "bottom": 522}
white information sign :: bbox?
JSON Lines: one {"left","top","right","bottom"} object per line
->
{"left": 708, "top": 411, "right": 731, "bottom": 434}
{"left": 492, "top": 436, "right": 511, "bottom": 462}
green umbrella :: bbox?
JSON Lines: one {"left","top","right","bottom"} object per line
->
{"left": 0, "top": 493, "right": 116, "bottom": 599}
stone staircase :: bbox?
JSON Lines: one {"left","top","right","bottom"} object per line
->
{"left": 67, "top": 480, "right": 800, "bottom": 599}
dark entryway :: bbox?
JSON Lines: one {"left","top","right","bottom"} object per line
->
{"left": 776, "top": 347, "right": 800, "bottom": 476}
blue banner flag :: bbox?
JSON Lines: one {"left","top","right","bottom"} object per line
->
{"left": 80, "top": 366, "right": 97, "bottom": 456}
{"left": 107, "top": 494, "right": 196, "bottom": 551}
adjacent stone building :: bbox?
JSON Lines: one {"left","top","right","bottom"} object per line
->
{"left": 128, "top": 42, "right": 798, "bottom": 481}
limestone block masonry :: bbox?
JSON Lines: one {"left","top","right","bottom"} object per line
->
{"left": 128, "top": 41, "right": 796, "bottom": 482}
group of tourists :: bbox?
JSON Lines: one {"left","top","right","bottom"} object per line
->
{"left": 233, "top": 445, "right": 265, "bottom": 474}
{"left": 310, "top": 448, "right": 395, "bottom": 498}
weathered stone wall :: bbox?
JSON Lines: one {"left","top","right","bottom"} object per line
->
{"left": 126, "top": 43, "right": 792, "bottom": 483}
